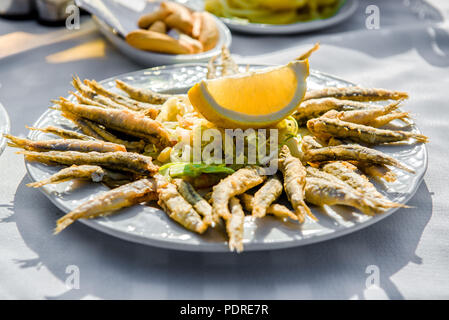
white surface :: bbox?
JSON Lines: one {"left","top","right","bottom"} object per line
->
{"left": 24, "top": 65, "right": 427, "bottom": 252}
{"left": 0, "top": 0, "right": 448, "bottom": 299}
{"left": 185, "top": 0, "right": 358, "bottom": 35}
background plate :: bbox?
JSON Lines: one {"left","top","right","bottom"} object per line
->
{"left": 184, "top": 0, "right": 358, "bottom": 35}
{"left": 25, "top": 64, "right": 427, "bottom": 252}
{"left": 0, "top": 101, "right": 10, "bottom": 156}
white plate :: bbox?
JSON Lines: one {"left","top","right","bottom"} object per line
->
{"left": 0, "top": 101, "right": 10, "bottom": 156}
{"left": 76, "top": 0, "right": 232, "bottom": 66}
{"left": 25, "top": 64, "right": 427, "bottom": 252}
{"left": 184, "top": 0, "right": 358, "bottom": 35}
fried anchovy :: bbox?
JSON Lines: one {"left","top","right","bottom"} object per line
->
{"left": 56, "top": 99, "right": 172, "bottom": 145}
{"left": 55, "top": 178, "right": 157, "bottom": 234}
{"left": 252, "top": 174, "right": 283, "bottom": 218}
{"left": 239, "top": 193, "right": 297, "bottom": 221}
{"left": 156, "top": 176, "right": 208, "bottom": 234}
{"left": 301, "top": 135, "right": 400, "bottom": 181}
{"left": 79, "top": 117, "right": 146, "bottom": 153}
{"left": 307, "top": 117, "right": 428, "bottom": 144}
{"left": 321, "top": 161, "right": 406, "bottom": 210}
{"left": 27, "top": 165, "right": 133, "bottom": 189}
{"left": 19, "top": 150, "right": 158, "bottom": 175}
{"left": 206, "top": 54, "right": 219, "bottom": 79}
{"left": 305, "top": 176, "right": 379, "bottom": 215}
{"left": 173, "top": 179, "right": 213, "bottom": 226}
{"left": 221, "top": 46, "right": 239, "bottom": 76}
{"left": 211, "top": 167, "right": 266, "bottom": 223}
{"left": 330, "top": 100, "right": 403, "bottom": 125}
{"left": 226, "top": 197, "right": 245, "bottom": 253}
{"left": 27, "top": 165, "right": 105, "bottom": 188}
{"left": 5, "top": 134, "right": 126, "bottom": 153}
{"left": 304, "top": 86, "right": 409, "bottom": 101}
{"left": 27, "top": 165, "right": 104, "bottom": 188}
{"left": 71, "top": 90, "right": 125, "bottom": 111}
{"left": 367, "top": 112, "right": 410, "bottom": 128}
{"left": 115, "top": 79, "right": 172, "bottom": 105}
{"left": 279, "top": 145, "right": 315, "bottom": 222}
{"left": 72, "top": 76, "right": 128, "bottom": 111}
{"left": 61, "top": 110, "right": 111, "bottom": 141}
{"left": 302, "top": 143, "right": 414, "bottom": 173}
{"left": 26, "top": 125, "right": 94, "bottom": 141}
{"left": 294, "top": 98, "right": 382, "bottom": 125}
{"left": 85, "top": 79, "right": 159, "bottom": 113}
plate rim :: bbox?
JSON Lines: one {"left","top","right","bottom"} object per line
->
{"left": 24, "top": 63, "right": 428, "bottom": 252}
{"left": 0, "top": 101, "right": 11, "bottom": 156}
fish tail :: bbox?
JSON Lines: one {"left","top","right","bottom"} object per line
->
{"left": 54, "top": 214, "right": 75, "bottom": 234}
{"left": 384, "top": 99, "right": 402, "bottom": 113}
{"left": 25, "top": 125, "right": 39, "bottom": 131}
{"left": 370, "top": 198, "right": 410, "bottom": 210}
{"left": 397, "top": 111, "right": 410, "bottom": 119}
{"left": 71, "top": 76, "right": 84, "bottom": 92}
{"left": 358, "top": 201, "right": 378, "bottom": 216}
{"left": 296, "top": 201, "right": 314, "bottom": 223}
{"left": 304, "top": 204, "right": 318, "bottom": 221}
{"left": 381, "top": 202, "right": 411, "bottom": 209}
{"left": 26, "top": 181, "right": 45, "bottom": 188}
{"left": 411, "top": 133, "right": 429, "bottom": 143}
{"left": 4, "top": 134, "right": 28, "bottom": 149}
{"left": 387, "top": 160, "right": 416, "bottom": 174}
{"left": 228, "top": 239, "right": 243, "bottom": 253}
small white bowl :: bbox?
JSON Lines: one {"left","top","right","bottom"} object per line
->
{"left": 92, "top": 15, "right": 232, "bottom": 66}
{"left": 76, "top": 0, "right": 232, "bottom": 66}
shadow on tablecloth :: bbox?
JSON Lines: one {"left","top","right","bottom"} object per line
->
{"left": 8, "top": 173, "right": 433, "bottom": 300}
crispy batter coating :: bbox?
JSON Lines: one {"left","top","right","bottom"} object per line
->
{"left": 5, "top": 134, "right": 126, "bottom": 153}
{"left": 157, "top": 176, "right": 208, "bottom": 234}
{"left": 211, "top": 167, "right": 266, "bottom": 223}
{"left": 307, "top": 116, "right": 427, "bottom": 144}
{"left": 304, "top": 86, "right": 409, "bottom": 102}
{"left": 279, "top": 145, "right": 315, "bottom": 222}
{"left": 55, "top": 178, "right": 157, "bottom": 233}
{"left": 19, "top": 150, "right": 158, "bottom": 175}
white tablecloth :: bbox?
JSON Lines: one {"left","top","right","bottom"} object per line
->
{"left": 1, "top": 0, "right": 449, "bottom": 299}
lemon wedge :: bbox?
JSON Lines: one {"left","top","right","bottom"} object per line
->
{"left": 188, "top": 60, "right": 309, "bottom": 128}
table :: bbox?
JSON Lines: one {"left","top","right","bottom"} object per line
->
{"left": 1, "top": 0, "right": 449, "bottom": 299}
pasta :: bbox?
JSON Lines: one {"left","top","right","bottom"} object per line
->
{"left": 205, "top": 0, "right": 345, "bottom": 25}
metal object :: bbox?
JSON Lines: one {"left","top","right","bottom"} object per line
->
{"left": 0, "top": 0, "right": 34, "bottom": 16}
{"left": 35, "top": 0, "right": 74, "bottom": 22}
